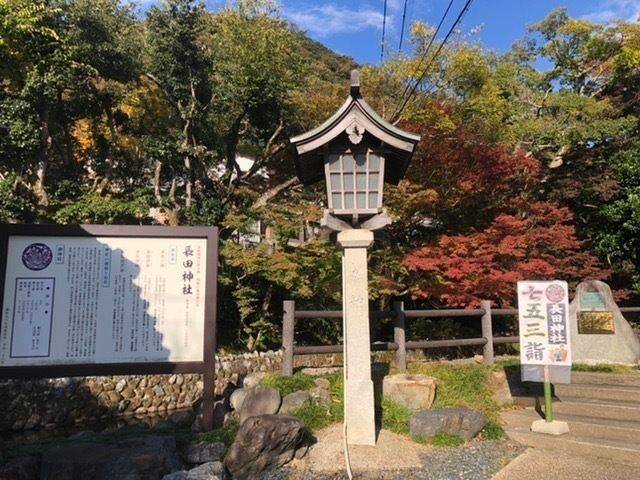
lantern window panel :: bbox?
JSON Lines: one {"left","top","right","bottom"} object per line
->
{"left": 325, "top": 150, "right": 386, "bottom": 213}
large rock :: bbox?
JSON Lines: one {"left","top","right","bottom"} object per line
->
{"left": 309, "top": 386, "right": 331, "bottom": 407}
{"left": 229, "top": 389, "right": 248, "bottom": 411}
{"left": 223, "top": 415, "right": 308, "bottom": 480}
{"left": 238, "top": 387, "right": 281, "bottom": 424}
{"left": 40, "top": 435, "right": 182, "bottom": 480}
{"left": 570, "top": 280, "right": 640, "bottom": 365}
{"left": 490, "top": 370, "right": 513, "bottom": 407}
{"left": 382, "top": 374, "right": 436, "bottom": 412}
{"left": 161, "top": 462, "right": 225, "bottom": 480}
{"left": 409, "top": 408, "right": 486, "bottom": 441}
{"left": 279, "top": 391, "right": 310, "bottom": 415}
{"left": 183, "top": 442, "right": 225, "bottom": 464}
{"left": 240, "top": 373, "right": 266, "bottom": 390}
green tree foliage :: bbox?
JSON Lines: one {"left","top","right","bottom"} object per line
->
{"left": 1, "top": 2, "right": 639, "bottom": 349}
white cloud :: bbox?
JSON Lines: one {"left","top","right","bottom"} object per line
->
{"left": 287, "top": 3, "right": 392, "bottom": 37}
{"left": 582, "top": 0, "right": 640, "bottom": 24}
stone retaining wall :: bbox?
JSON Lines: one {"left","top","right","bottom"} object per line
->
{"left": 0, "top": 348, "right": 445, "bottom": 433}
{"left": 0, "top": 350, "right": 282, "bottom": 432}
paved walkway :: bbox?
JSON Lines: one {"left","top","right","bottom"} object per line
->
{"left": 491, "top": 448, "right": 639, "bottom": 480}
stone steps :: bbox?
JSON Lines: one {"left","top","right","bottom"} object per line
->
{"left": 503, "top": 409, "right": 640, "bottom": 444}
{"left": 554, "top": 383, "right": 640, "bottom": 403}
{"left": 503, "top": 370, "right": 640, "bottom": 465}
{"left": 571, "top": 371, "right": 640, "bottom": 388}
{"left": 504, "top": 422, "right": 640, "bottom": 466}
{"left": 551, "top": 396, "right": 640, "bottom": 422}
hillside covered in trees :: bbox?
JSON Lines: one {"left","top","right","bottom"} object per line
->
{"left": 1, "top": 0, "right": 639, "bottom": 350}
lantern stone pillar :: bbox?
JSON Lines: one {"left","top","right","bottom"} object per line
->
{"left": 338, "top": 229, "right": 376, "bottom": 446}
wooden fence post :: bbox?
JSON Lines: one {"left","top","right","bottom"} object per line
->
{"left": 282, "top": 300, "right": 295, "bottom": 376}
{"left": 393, "top": 301, "right": 406, "bottom": 373}
{"left": 481, "top": 300, "right": 494, "bottom": 366}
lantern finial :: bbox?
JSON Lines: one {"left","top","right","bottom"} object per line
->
{"left": 350, "top": 70, "right": 360, "bottom": 97}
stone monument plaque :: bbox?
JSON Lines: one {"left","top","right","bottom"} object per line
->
{"left": 577, "top": 311, "right": 615, "bottom": 334}
{"left": 569, "top": 280, "right": 640, "bottom": 364}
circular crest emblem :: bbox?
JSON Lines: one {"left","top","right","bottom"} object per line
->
{"left": 22, "top": 243, "right": 52, "bottom": 271}
{"left": 545, "top": 284, "right": 565, "bottom": 303}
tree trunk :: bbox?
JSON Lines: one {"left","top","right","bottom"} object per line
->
{"left": 154, "top": 160, "right": 163, "bottom": 204}
{"left": 183, "top": 119, "right": 192, "bottom": 208}
{"left": 96, "top": 106, "right": 118, "bottom": 195}
{"left": 34, "top": 108, "right": 51, "bottom": 207}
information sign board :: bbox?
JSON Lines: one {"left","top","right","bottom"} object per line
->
{"left": 517, "top": 280, "right": 572, "bottom": 367}
{"left": 0, "top": 225, "right": 218, "bottom": 429}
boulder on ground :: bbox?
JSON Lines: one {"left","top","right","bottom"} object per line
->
{"left": 309, "top": 386, "right": 331, "bottom": 406}
{"left": 490, "top": 370, "right": 513, "bottom": 407}
{"left": 40, "top": 435, "right": 182, "bottom": 480}
{"left": 161, "top": 461, "right": 225, "bottom": 480}
{"left": 240, "top": 372, "right": 266, "bottom": 389}
{"left": 223, "top": 415, "right": 308, "bottom": 480}
{"left": 313, "top": 378, "right": 331, "bottom": 390}
{"left": 382, "top": 374, "right": 437, "bottom": 412}
{"left": 279, "top": 391, "right": 310, "bottom": 415}
{"left": 238, "top": 387, "right": 281, "bottom": 424}
{"left": 0, "top": 455, "right": 39, "bottom": 480}
{"left": 229, "top": 389, "right": 247, "bottom": 411}
{"left": 409, "top": 408, "right": 486, "bottom": 441}
{"left": 183, "top": 442, "right": 225, "bottom": 465}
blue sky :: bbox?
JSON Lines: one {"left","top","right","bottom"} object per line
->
{"left": 139, "top": 0, "right": 640, "bottom": 65}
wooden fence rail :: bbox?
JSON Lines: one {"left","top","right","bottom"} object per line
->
{"left": 281, "top": 300, "right": 640, "bottom": 376}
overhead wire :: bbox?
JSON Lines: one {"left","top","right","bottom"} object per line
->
{"left": 398, "top": 0, "right": 409, "bottom": 53}
{"left": 380, "top": 0, "right": 388, "bottom": 62}
{"left": 391, "top": 0, "right": 474, "bottom": 122}
{"left": 391, "top": 0, "right": 456, "bottom": 118}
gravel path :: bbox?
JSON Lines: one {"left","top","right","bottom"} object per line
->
{"left": 263, "top": 439, "right": 524, "bottom": 480}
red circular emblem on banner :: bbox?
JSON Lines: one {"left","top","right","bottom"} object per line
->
{"left": 545, "top": 284, "right": 565, "bottom": 303}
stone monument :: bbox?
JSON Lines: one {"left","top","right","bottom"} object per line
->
{"left": 569, "top": 280, "right": 640, "bottom": 365}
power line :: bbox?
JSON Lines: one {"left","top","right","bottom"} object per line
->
{"left": 398, "top": 0, "right": 409, "bottom": 53}
{"left": 392, "top": 0, "right": 456, "bottom": 116}
{"left": 391, "top": 0, "right": 474, "bottom": 122}
{"left": 380, "top": 0, "right": 388, "bottom": 62}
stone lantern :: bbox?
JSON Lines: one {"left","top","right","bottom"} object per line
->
{"left": 289, "top": 71, "right": 420, "bottom": 445}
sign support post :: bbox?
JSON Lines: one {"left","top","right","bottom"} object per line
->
{"left": 543, "top": 365, "right": 554, "bottom": 423}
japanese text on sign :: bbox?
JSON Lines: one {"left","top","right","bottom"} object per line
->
{"left": 0, "top": 236, "right": 207, "bottom": 366}
{"left": 517, "top": 281, "right": 571, "bottom": 366}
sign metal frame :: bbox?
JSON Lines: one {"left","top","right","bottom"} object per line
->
{"left": 0, "top": 224, "right": 218, "bottom": 430}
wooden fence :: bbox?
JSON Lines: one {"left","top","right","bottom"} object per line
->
{"left": 281, "top": 300, "right": 640, "bottom": 376}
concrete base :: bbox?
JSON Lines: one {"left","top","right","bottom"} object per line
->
{"left": 345, "top": 379, "right": 376, "bottom": 445}
{"left": 531, "top": 419, "right": 570, "bottom": 436}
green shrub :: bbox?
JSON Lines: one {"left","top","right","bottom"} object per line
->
{"left": 381, "top": 397, "right": 411, "bottom": 435}
{"left": 261, "top": 373, "right": 316, "bottom": 397}
{"left": 481, "top": 420, "right": 505, "bottom": 440}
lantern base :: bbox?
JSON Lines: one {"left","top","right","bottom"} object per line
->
{"left": 321, "top": 210, "right": 392, "bottom": 232}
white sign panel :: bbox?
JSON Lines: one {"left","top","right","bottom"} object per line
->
{"left": 517, "top": 280, "right": 571, "bottom": 367}
{"left": 0, "top": 236, "right": 207, "bottom": 366}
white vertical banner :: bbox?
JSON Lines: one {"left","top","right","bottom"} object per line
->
{"left": 517, "top": 281, "right": 571, "bottom": 368}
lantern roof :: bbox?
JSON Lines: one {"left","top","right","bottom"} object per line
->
{"left": 290, "top": 70, "right": 421, "bottom": 186}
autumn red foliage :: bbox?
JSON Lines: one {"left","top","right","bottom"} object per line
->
{"left": 404, "top": 201, "right": 609, "bottom": 307}
{"left": 399, "top": 124, "right": 543, "bottom": 232}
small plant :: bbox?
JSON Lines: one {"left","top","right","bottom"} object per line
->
{"left": 572, "top": 363, "right": 639, "bottom": 374}
{"left": 261, "top": 373, "right": 316, "bottom": 396}
{"left": 198, "top": 420, "right": 239, "bottom": 447}
{"left": 381, "top": 397, "right": 411, "bottom": 435}
{"left": 291, "top": 402, "right": 335, "bottom": 431}
{"left": 481, "top": 420, "right": 505, "bottom": 440}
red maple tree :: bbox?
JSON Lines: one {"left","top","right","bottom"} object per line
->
{"left": 403, "top": 201, "right": 610, "bottom": 307}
